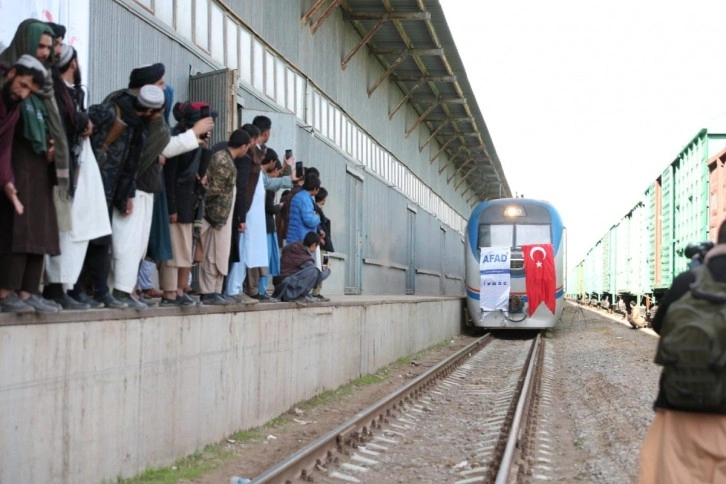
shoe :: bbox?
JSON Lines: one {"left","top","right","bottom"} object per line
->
{"left": 178, "top": 293, "right": 198, "bottom": 307}
{"left": 201, "top": 293, "right": 232, "bottom": 305}
{"left": 292, "top": 295, "right": 317, "bottom": 304}
{"left": 73, "top": 291, "right": 105, "bottom": 309}
{"left": 160, "top": 296, "right": 182, "bottom": 307}
{"left": 312, "top": 294, "right": 330, "bottom": 302}
{"left": 141, "top": 288, "right": 163, "bottom": 299}
{"left": 256, "top": 293, "right": 278, "bottom": 302}
{"left": 229, "top": 293, "right": 258, "bottom": 304}
{"left": 53, "top": 293, "right": 90, "bottom": 310}
{"left": 24, "top": 294, "right": 60, "bottom": 313}
{"left": 0, "top": 293, "right": 35, "bottom": 313}
{"left": 113, "top": 290, "right": 149, "bottom": 310}
{"left": 96, "top": 292, "right": 128, "bottom": 309}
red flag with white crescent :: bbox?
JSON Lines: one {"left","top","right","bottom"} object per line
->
{"left": 521, "top": 244, "right": 555, "bottom": 316}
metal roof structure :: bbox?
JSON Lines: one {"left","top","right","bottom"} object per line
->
{"left": 302, "top": 0, "right": 512, "bottom": 203}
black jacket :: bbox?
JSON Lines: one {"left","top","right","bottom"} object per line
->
{"left": 164, "top": 127, "right": 208, "bottom": 223}
{"left": 265, "top": 189, "right": 279, "bottom": 234}
{"left": 314, "top": 204, "right": 334, "bottom": 252}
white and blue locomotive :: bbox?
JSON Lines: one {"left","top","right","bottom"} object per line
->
{"left": 465, "top": 198, "right": 566, "bottom": 329}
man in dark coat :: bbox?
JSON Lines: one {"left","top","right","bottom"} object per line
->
{"left": 159, "top": 101, "right": 215, "bottom": 306}
{"left": 0, "top": 55, "right": 48, "bottom": 313}
{"left": 0, "top": 20, "right": 67, "bottom": 314}
{"left": 71, "top": 84, "right": 163, "bottom": 309}
{"left": 272, "top": 231, "right": 330, "bottom": 302}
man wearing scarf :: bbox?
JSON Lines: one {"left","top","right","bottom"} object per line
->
{"left": 43, "top": 44, "right": 112, "bottom": 310}
{"left": 0, "top": 56, "right": 47, "bottom": 215}
{"left": 0, "top": 20, "right": 69, "bottom": 314}
{"left": 0, "top": 56, "right": 48, "bottom": 313}
{"left": 102, "top": 64, "right": 213, "bottom": 309}
{"left": 0, "top": 19, "right": 73, "bottom": 232}
{"left": 77, "top": 85, "right": 165, "bottom": 309}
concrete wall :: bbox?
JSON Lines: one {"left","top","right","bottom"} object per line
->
{"left": 0, "top": 297, "right": 462, "bottom": 483}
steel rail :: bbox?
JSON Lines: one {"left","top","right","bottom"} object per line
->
{"left": 494, "top": 333, "right": 542, "bottom": 484}
{"left": 252, "top": 334, "right": 492, "bottom": 483}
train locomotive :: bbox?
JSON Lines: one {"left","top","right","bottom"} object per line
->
{"left": 465, "top": 198, "right": 566, "bottom": 329}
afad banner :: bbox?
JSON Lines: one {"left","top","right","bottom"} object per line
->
{"left": 479, "top": 246, "right": 511, "bottom": 312}
{"left": 0, "top": 0, "right": 90, "bottom": 80}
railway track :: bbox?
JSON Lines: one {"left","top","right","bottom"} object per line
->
{"left": 252, "top": 333, "right": 545, "bottom": 483}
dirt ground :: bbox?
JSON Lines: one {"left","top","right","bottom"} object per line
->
{"left": 187, "top": 334, "right": 480, "bottom": 483}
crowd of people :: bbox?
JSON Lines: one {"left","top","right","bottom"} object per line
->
{"left": 0, "top": 18, "right": 333, "bottom": 314}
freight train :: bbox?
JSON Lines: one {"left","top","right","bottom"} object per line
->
{"left": 465, "top": 198, "right": 566, "bottom": 329}
{"left": 570, "top": 128, "right": 726, "bottom": 310}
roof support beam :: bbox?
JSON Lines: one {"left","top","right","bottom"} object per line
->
{"left": 425, "top": 117, "right": 472, "bottom": 123}
{"left": 391, "top": 75, "right": 456, "bottom": 82}
{"left": 438, "top": 146, "right": 465, "bottom": 174}
{"left": 405, "top": 101, "right": 439, "bottom": 138}
{"left": 342, "top": 20, "right": 385, "bottom": 70}
{"left": 418, "top": 119, "right": 449, "bottom": 152}
{"left": 370, "top": 47, "right": 443, "bottom": 56}
{"left": 389, "top": 81, "right": 422, "bottom": 119}
{"left": 310, "top": 0, "right": 343, "bottom": 34}
{"left": 447, "top": 157, "right": 473, "bottom": 183}
{"left": 430, "top": 136, "right": 457, "bottom": 163}
{"left": 301, "top": 0, "right": 328, "bottom": 26}
{"left": 368, "top": 50, "right": 409, "bottom": 97}
{"left": 455, "top": 166, "right": 476, "bottom": 191}
{"left": 346, "top": 12, "right": 431, "bottom": 21}
{"left": 412, "top": 97, "right": 467, "bottom": 105}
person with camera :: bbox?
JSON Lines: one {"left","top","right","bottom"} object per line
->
{"left": 639, "top": 221, "right": 726, "bottom": 482}
{"left": 158, "top": 102, "right": 215, "bottom": 307}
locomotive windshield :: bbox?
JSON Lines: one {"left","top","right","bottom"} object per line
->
{"left": 478, "top": 223, "right": 551, "bottom": 248}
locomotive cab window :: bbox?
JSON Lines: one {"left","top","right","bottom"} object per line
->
{"left": 516, "top": 224, "right": 551, "bottom": 245}
{"left": 477, "top": 223, "right": 551, "bottom": 248}
{"left": 478, "top": 224, "right": 513, "bottom": 248}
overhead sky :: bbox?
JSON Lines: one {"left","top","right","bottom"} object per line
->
{"left": 440, "top": 0, "right": 726, "bottom": 269}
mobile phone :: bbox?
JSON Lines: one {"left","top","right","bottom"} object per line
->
{"left": 323, "top": 254, "right": 329, "bottom": 265}
{"left": 285, "top": 149, "right": 293, "bottom": 159}
{"left": 295, "top": 161, "right": 303, "bottom": 178}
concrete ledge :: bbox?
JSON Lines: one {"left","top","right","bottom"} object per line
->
{"left": 0, "top": 295, "right": 463, "bottom": 483}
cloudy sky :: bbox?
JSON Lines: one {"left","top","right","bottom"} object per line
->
{"left": 440, "top": 0, "right": 726, "bottom": 268}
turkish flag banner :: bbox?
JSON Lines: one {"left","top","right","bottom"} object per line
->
{"left": 521, "top": 244, "right": 556, "bottom": 316}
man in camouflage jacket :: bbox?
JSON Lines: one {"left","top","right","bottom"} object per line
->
{"left": 199, "top": 128, "right": 252, "bottom": 304}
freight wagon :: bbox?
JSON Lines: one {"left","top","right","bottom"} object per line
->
{"left": 573, "top": 127, "right": 726, "bottom": 309}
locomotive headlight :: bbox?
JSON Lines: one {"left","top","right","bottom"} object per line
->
{"left": 503, "top": 205, "right": 526, "bottom": 217}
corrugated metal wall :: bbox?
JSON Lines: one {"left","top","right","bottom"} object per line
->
{"left": 87, "top": 1, "right": 221, "bottom": 104}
